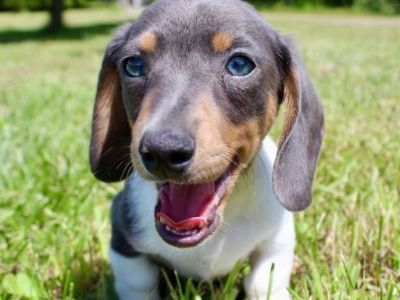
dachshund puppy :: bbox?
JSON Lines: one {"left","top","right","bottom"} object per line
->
{"left": 89, "top": 0, "right": 324, "bottom": 299}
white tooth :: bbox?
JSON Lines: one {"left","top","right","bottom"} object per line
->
{"left": 166, "top": 226, "right": 172, "bottom": 232}
{"left": 159, "top": 217, "right": 166, "bottom": 224}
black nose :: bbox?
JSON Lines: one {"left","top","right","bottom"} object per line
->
{"left": 139, "top": 129, "right": 195, "bottom": 177}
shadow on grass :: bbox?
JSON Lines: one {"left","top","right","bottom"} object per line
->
{"left": 0, "top": 22, "right": 125, "bottom": 44}
{"left": 71, "top": 258, "right": 118, "bottom": 300}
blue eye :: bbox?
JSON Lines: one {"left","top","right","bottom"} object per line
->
{"left": 124, "top": 57, "right": 146, "bottom": 77}
{"left": 226, "top": 56, "right": 255, "bottom": 76}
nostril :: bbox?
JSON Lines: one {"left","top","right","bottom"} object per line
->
{"left": 169, "top": 151, "right": 193, "bottom": 166}
{"left": 141, "top": 152, "right": 157, "bottom": 169}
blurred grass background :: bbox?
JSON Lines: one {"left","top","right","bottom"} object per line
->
{"left": 1, "top": 0, "right": 400, "bottom": 14}
{"left": 0, "top": 3, "right": 399, "bottom": 300}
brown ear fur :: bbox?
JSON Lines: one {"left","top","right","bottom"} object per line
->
{"left": 273, "top": 37, "right": 324, "bottom": 212}
{"left": 89, "top": 26, "right": 133, "bottom": 182}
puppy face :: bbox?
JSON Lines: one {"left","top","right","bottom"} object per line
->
{"left": 90, "top": 0, "right": 324, "bottom": 247}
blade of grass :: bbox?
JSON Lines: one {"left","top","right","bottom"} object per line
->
{"left": 266, "top": 263, "right": 275, "bottom": 300}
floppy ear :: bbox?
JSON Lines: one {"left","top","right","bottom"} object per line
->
{"left": 89, "top": 25, "right": 133, "bottom": 182}
{"left": 272, "top": 37, "right": 324, "bottom": 212}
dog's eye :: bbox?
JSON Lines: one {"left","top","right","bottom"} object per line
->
{"left": 124, "top": 57, "right": 146, "bottom": 77}
{"left": 226, "top": 56, "right": 255, "bottom": 76}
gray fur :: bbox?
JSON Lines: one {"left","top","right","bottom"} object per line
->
{"left": 111, "top": 189, "right": 141, "bottom": 257}
{"left": 273, "top": 37, "right": 324, "bottom": 211}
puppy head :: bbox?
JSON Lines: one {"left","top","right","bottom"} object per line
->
{"left": 89, "top": 0, "right": 324, "bottom": 247}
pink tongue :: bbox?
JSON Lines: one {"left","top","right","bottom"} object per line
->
{"left": 158, "top": 183, "right": 216, "bottom": 228}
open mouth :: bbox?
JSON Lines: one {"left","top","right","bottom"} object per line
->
{"left": 155, "top": 159, "right": 237, "bottom": 247}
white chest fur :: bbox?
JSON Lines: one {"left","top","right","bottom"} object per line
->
{"left": 124, "top": 137, "right": 291, "bottom": 280}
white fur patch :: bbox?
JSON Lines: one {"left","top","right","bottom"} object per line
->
{"left": 110, "top": 249, "right": 160, "bottom": 300}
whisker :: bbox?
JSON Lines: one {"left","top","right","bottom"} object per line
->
{"left": 121, "top": 161, "right": 134, "bottom": 181}
{"left": 115, "top": 152, "right": 132, "bottom": 170}
{"left": 101, "top": 141, "right": 131, "bottom": 156}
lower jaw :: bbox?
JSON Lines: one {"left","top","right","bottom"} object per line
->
{"left": 155, "top": 211, "right": 221, "bottom": 248}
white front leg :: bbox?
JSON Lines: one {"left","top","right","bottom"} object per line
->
{"left": 109, "top": 249, "right": 160, "bottom": 300}
{"left": 244, "top": 215, "right": 295, "bottom": 300}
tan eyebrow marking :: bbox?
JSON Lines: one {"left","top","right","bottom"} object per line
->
{"left": 139, "top": 31, "right": 157, "bottom": 53}
{"left": 211, "top": 31, "right": 234, "bottom": 53}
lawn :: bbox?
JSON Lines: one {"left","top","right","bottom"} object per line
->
{"left": 0, "top": 6, "right": 399, "bottom": 300}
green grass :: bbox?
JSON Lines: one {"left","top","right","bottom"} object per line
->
{"left": 0, "top": 6, "right": 399, "bottom": 300}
